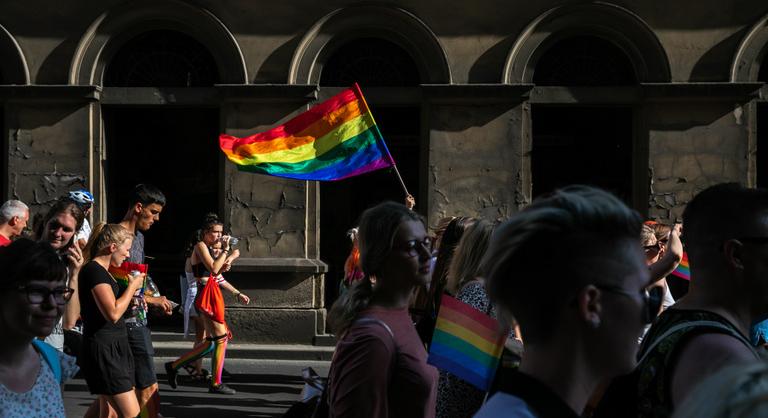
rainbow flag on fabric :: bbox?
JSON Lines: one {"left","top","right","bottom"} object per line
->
{"left": 108, "top": 261, "right": 148, "bottom": 287}
{"left": 671, "top": 252, "right": 690, "bottom": 281}
{"left": 219, "top": 83, "right": 395, "bottom": 181}
{"left": 428, "top": 294, "right": 509, "bottom": 391}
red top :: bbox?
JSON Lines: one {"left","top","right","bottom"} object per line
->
{"left": 0, "top": 235, "right": 11, "bottom": 247}
{"left": 329, "top": 306, "right": 438, "bottom": 418}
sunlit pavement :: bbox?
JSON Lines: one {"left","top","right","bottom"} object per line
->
{"left": 63, "top": 358, "right": 330, "bottom": 418}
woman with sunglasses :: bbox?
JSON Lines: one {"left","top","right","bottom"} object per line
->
{"left": 327, "top": 201, "right": 438, "bottom": 418}
{"left": 475, "top": 185, "right": 651, "bottom": 418}
{"left": 79, "top": 223, "right": 145, "bottom": 417}
{"left": 0, "top": 238, "right": 79, "bottom": 417}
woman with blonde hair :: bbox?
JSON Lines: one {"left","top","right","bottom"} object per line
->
{"left": 79, "top": 223, "right": 145, "bottom": 417}
{"left": 436, "top": 219, "right": 495, "bottom": 418}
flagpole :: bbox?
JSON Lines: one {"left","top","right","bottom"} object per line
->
{"left": 353, "top": 82, "right": 411, "bottom": 199}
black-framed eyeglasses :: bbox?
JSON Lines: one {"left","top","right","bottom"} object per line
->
{"left": 397, "top": 237, "right": 433, "bottom": 257}
{"left": 594, "top": 284, "right": 663, "bottom": 324}
{"left": 13, "top": 285, "right": 74, "bottom": 305}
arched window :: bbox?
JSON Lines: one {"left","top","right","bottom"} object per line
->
{"left": 320, "top": 37, "right": 420, "bottom": 87}
{"left": 533, "top": 35, "right": 637, "bottom": 86}
{"left": 104, "top": 30, "right": 219, "bottom": 87}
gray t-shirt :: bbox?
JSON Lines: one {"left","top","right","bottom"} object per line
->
{"left": 129, "top": 230, "right": 145, "bottom": 264}
{"left": 122, "top": 230, "right": 147, "bottom": 327}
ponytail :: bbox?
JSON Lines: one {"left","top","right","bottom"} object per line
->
{"left": 328, "top": 276, "right": 374, "bottom": 335}
{"left": 83, "top": 223, "right": 132, "bottom": 262}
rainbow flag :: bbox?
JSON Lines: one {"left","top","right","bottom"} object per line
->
{"left": 671, "top": 252, "right": 690, "bottom": 280}
{"left": 108, "top": 261, "right": 148, "bottom": 287}
{"left": 219, "top": 83, "right": 395, "bottom": 181}
{"left": 428, "top": 294, "right": 509, "bottom": 391}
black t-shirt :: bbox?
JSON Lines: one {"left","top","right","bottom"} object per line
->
{"left": 79, "top": 261, "right": 126, "bottom": 337}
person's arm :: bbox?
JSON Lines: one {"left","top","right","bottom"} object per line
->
{"left": 330, "top": 328, "right": 395, "bottom": 418}
{"left": 92, "top": 273, "right": 144, "bottom": 323}
{"left": 648, "top": 224, "right": 683, "bottom": 286}
{"left": 671, "top": 333, "right": 758, "bottom": 407}
{"left": 195, "top": 241, "right": 230, "bottom": 276}
{"left": 218, "top": 279, "right": 250, "bottom": 304}
{"left": 62, "top": 245, "right": 84, "bottom": 329}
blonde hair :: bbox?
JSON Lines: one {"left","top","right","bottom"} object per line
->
{"left": 445, "top": 219, "right": 494, "bottom": 295}
{"left": 640, "top": 224, "right": 656, "bottom": 246}
{"left": 83, "top": 223, "right": 133, "bottom": 262}
{"left": 673, "top": 361, "right": 768, "bottom": 418}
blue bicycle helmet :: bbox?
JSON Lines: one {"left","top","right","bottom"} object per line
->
{"left": 68, "top": 189, "right": 94, "bottom": 206}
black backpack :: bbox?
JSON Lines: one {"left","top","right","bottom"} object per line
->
{"left": 592, "top": 320, "right": 756, "bottom": 418}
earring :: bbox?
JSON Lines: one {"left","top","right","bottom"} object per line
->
{"left": 590, "top": 318, "right": 601, "bottom": 329}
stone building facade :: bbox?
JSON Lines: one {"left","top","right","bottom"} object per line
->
{"left": 1, "top": 0, "right": 766, "bottom": 342}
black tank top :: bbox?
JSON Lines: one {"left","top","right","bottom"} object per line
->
{"left": 191, "top": 262, "right": 210, "bottom": 278}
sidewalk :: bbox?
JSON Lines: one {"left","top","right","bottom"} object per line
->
{"left": 64, "top": 330, "right": 333, "bottom": 417}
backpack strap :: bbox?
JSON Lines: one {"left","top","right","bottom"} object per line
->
{"left": 638, "top": 319, "right": 757, "bottom": 365}
{"left": 325, "top": 317, "right": 396, "bottom": 418}
{"left": 31, "top": 339, "right": 62, "bottom": 384}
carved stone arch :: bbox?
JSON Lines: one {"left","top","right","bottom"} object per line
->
{"left": 289, "top": 5, "right": 451, "bottom": 85}
{"left": 69, "top": 0, "right": 247, "bottom": 85}
{"left": 0, "top": 24, "right": 30, "bottom": 84}
{"left": 503, "top": 2, "right": 670, "bottom": 84}
{"left": 732, "top": 14, "right": 768, "bottom": 81}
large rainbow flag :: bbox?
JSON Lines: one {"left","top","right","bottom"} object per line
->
{"left": 428, "top": 294, "right": 509, "bottom": 391}
{"left": 219, "top": 83, "right": 395, "bottom": 181}
{"left": 671, "top": 251, "right": 690, "bottom": 281}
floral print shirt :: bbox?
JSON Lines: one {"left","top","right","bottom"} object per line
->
{"left": 0, "top": 349, "right": 79, "bottom": 418}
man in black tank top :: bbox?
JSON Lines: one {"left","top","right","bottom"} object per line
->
{"left": 632, "top": 183, "right": 768, "bottom": 417}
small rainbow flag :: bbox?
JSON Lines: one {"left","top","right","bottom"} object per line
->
{"left": 108, "top": 261, "right": 148, "bottom": 287}
{"left": 219, "top": 83, "right": 395, "bottom": 181}
{"left": 428, "top": 294, "right": 509, "bottom": 391}
{"left": 671, "top": 252, "right": 690, "bottom": 281}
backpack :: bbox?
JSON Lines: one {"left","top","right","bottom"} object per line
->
{"left": 592, "top": 320, "right": 756, "bottom": 418}
{"left": 31, "top": 339, "right": 63, "bottom": 384}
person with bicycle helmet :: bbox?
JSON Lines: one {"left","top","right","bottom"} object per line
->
{"left": 69, "top": 189, "right": 94, "bottom": 250}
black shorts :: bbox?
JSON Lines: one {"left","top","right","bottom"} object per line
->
{"left": 82, "top": 334, "right": 135, "bottom": 395}
{"left": 127, "top": 324, "right": 157, "bottom": 388}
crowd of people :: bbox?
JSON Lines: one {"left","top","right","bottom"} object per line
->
{"left": 1, "top": 181, "right": 767, "bottom": 417}
{"left": 324, "top": 182, "right": 768, "bottom": 418}
{"left": 0, "top": 184, "right": 249, "bottom": 417}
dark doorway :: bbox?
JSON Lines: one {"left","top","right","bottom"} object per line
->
{"left": 104, "top": 107, "right": 220, "bottom": 307}
{"left": 531, "top": 106, "right": 634, "bottom": 201}
{"left": 319, "top": 37, "right": 422, "bottom": 309}
{"left": 759, "top": 104, "right": 768, "bottom": 188}
{"left": 102, "top": 29, "right": 221, "bottom": 317}
{"left": 531, "top": 36, "right": 637, "bottom": 202}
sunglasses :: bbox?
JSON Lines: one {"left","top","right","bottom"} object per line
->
{"left": 643, "top": 243, "right": 662, "bottom": 254}
{"left": 13, "top": 285, "right": 74, "bottom": 305}
{"left": 595, "top": 284, "right": 663, "bottom": 324}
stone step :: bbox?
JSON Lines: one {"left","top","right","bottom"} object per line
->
{"left": 150, "top": 332, "right": 335, "bottom": 361}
